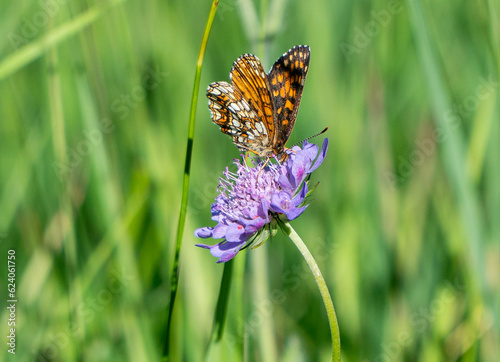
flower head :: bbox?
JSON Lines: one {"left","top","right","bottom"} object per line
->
{"left": 195, "top": 138, "right": 329, "bottom": 263}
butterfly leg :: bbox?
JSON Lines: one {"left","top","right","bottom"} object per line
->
{"left": 256, "top": 157, "right": 272, "bottom": 179}
{"left": 243, "top": 149, "right": 261, "bottom": 166}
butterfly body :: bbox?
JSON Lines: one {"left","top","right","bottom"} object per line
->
{"left": 207, "top": 45, "right": 310, "bottom": 158}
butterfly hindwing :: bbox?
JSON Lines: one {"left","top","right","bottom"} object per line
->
{"left": 207, "top": 81, "right": 270, "bottom": 153}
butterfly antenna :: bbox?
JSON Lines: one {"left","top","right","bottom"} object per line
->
{"left": 291, "top": 127, "right": 328, "bottom": 148}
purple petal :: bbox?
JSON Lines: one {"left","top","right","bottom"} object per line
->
{"left": 291, "top": 159, "right": 307, "bottom": 188}
{"left": 277, "top": 174, "right": 293, "bottom": 191}
{"left": 211, "top": 204, "right": 220, "bottom": 221}
{"left": 257, "top": 198, "right": 271, "bottom": 219}
{"left": 291, "top": 182, "right": 308, "bottom": 207}
{"left": 212, "top": 224, "right": 228, "bottom": 239}
{"left": 196, "top": 240, "right": 246, "bottom": 263}
{"left": 225, "top": 223, "right": 246, "bottom": 241}
{"left": 284, "top": 204, "right": 309, "bottom": 220}
{"left": 290, "top": 144, "right": 317, "bottom": 185}
{"left": 194, "top": 227, "right": 213, "bottom": 238}
{"left": 270, "top": 190, "right": 291, "bottom": 210}
{"left": 270, "top": 193, "right": 308, "bottom": 220}
{"left": 244, "top": 216, "right": 267, "bottom": 233}
{"left": 269, "top": 184, "right": 309, "bottom": 221}
{"left": 301, "top": 141, "right": 319, "bottom": 162}
{"left": 308, "top": 138, "right": 329, "bottom": 173}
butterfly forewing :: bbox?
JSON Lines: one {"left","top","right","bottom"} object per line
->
{"left": 207, "top": 81, "right": 270, "bottom": 153}
{"left": 267, "top": 45, "right": 310, "bottom": 154}
{"left": 230, "top": 54, "right": 276, "bottom": 145}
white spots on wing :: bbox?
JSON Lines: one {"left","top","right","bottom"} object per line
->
{"left": 228, "top": 102, "right": 241, "bottom": 113}
{"left": 232, "top": 120, "right": 241, "bottom": 128}
{"left": 261, "top": 124, "right": 268, "bottom": 136}
{"left": 211, "top": 110, "right": 222, "bottom": 121}
{"left": 211, "top": 102, "right": 221, "bottom": 109}
{"left": 253, "top": 122, "right": 268, "bottom": 137}
{"left": 242, "top": 101, "right": 250, "bottom": 111}
{"left": 254, "top": 122, "right": 263, "bottom": 133}
{"left": 210, "top": 87, "right": 221, "bottom": 96}
{"left": 247, "top": 133, "right": 255, "bottom": 140}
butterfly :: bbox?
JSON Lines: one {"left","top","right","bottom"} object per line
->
{"left": 207, "top": 45, "right": 310, "bottom": 158}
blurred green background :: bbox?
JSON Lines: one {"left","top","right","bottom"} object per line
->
{"left": 0, "top": 0, "right": 499, "bottom": 360}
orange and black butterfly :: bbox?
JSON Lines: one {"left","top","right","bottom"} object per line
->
{"left": 207, "top": 45, "right": 310, "bottom": 158}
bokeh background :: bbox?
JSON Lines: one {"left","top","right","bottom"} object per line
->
{"left": 0, "top": 0, "right": 499, "bottom": 360}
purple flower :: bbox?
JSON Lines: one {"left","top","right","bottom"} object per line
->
{"left": 195, "top": 139, "right": 329, "bottom": 263}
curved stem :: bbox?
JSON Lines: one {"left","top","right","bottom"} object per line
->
{"left": 282, "top": 222, "right": 341, "bottom": 361}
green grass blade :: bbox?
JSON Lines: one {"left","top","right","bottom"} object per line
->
{"left": 210, "top": 260, "right": 234, "bottom": 344}
{"left": 486, "top": 0, "right": 500, "bottom": 77}
{"left": 406, "top": 0, "right": 486, "bottom": 296}
{"left": 0, "top": 0, "right": 124, "bottom": 82}
{"left": 162, "top": 1, "right": 220, "bottom": 360}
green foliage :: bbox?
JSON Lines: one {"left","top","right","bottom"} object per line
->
{"left": 0, "top": 0, "right": 498, "bottom": 360}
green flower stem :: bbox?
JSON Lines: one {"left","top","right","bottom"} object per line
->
{"left": 282, "top": 222, "right": 341, "bottom": 362}
{"left": 162, "top": 1, "right": 219, "bottom": 361}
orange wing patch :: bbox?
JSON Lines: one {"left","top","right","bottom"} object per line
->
{"left": 267, "top": 45, "right": 310, "bottom": 155}
{"left": 230, "top": 54, "right": 275, "bottom": 142}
